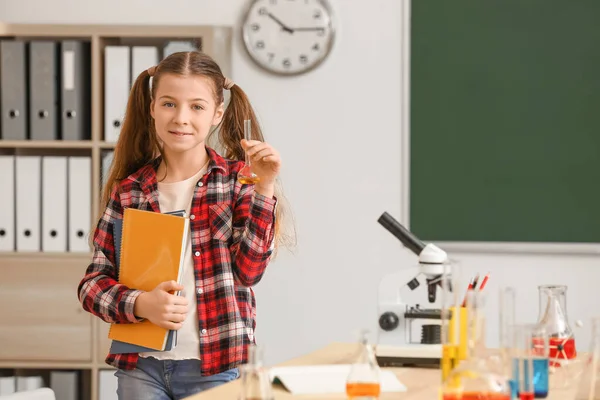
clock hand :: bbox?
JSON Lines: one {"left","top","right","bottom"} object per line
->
{"left": 293, "top": 27, "right": 326, "bottom": 32}
{"left": 267, "top": 13, "right": 294, "bottom": 34}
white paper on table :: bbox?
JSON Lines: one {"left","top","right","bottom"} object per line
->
{"left": 269, "top": 364, "right": 407, "bottom": 395}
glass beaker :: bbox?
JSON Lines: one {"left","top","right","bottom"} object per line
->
{"left": 441, "top": 291, "right": 512, "bottom": 400}
{"left": 513, "top": 323, "right": 549, "bottom": 399}
{"left": 346, "top": 330, "right": 381, "bottom": 400}
{"left": 238, "top": 119, "right": 260, "bottom": 184}
{"left": 238, "top": 344, "right": 274, "bottom": 400}
{"left": 440, "top": 261, "right": 464, "bottom": 382}
{"left": 574, "top": 317, "right": 600, "bottom": 400}
{"left": 536, "top": 285, "right": 576, "bottom": 365}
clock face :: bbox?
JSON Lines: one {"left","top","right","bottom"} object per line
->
{"left": 242, "top": 0, "right": 335, "bottom": 75}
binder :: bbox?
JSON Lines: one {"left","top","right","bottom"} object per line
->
{"left": 0, "top": 156, "right": 15, "bottom": 252}
{"left": 101, "top": 150, "right": 114, "bottom": 188}
{"left": 49, "top": 371, "right": 78, "bottom": 400}
{"left": 104, "top": 46, "right": 130, "bottom": 142}
{"left": 42, "top": 156, "right": 68, "bottom": 252}
{"left": 0, "top": 40, "right": 27, "bottom": 140}
{"left": 108, "top": 208, "right": 189, "bottom": 351}
{"left": 15, "top": 156, "right": 41, "bottom": 252}
{"left": 131, "top": 46, "right": 158, "bottom": 86}
{"left": 67, "top": 156, "right": 91, "bottom": 252}
{"left": 29, "top": 41, "right": 59, "bottom": 141}
{"left": 163, "top": 41, "right": 198, "bottom": 58}
{"left": 61, "top": 40, "right": 91, "bottom": 140}
{"left": 108, "top": 209, "right": 185, "bottom": 354}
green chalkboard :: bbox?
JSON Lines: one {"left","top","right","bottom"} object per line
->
{"left": 409, "top": 1, "right": 600, "bottom": 244}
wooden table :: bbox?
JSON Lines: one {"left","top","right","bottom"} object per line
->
{"left": 185, "top": 342, "right": 578, "bottom": 399}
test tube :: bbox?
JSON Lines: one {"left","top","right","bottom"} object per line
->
{"left": 500, "top": 287, "right": 517, "bottom": 398}
{"left": 513, "top": 324, "right": 535, "bottom": 400}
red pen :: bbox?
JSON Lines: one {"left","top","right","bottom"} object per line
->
{"left": 462, "top": 274, "right": 479, "bottom": 307}
{"left": 478, "top": 272, "right": 491, "bottom": 292}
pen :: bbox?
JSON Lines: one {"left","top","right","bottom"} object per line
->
{"left": 462, "top": 274, "right": 479, "bottom": 307}
{"left": 478, "top": 272, "right": 490, "bottom": 292}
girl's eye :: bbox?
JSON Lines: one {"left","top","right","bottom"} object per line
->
{"left": 193, "top": 105, "right": 204, "bottom": 111}
{"left": 163, "top": 102, "right": 175, "bottom": 107}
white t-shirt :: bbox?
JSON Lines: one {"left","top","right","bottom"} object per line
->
{"left": 140, "top": 164, "right": 208, "bottom": 360}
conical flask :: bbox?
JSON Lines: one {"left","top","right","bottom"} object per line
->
{"left": 346, "top": 330, "right": 381, "bottom": 400}
{"left": 536, "top": 285, "right": 576, "bottom": 365}
{"left": 574, "top": 317, "right": 600, "bottom": 400}
{"left": 238, "top": 344, "right": 274, "bottom": 400}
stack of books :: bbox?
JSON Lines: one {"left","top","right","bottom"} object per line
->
{"left": 108, "top": 208, "right": 189, "bottom": 354}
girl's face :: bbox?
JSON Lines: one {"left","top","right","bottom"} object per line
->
{"left": 150, "top": 73, "right": 223, "bottom": 156}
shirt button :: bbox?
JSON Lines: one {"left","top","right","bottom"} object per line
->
{"left": 196, "top": 288, "right": 203, "bottom": 295}
{"left": 201, "top": 329, "right": 207, "bottom": 335}
{"left": 190, "top": 214, "right": 195, "bottom": 220}
{"left": 194, "top": 251, "right": 200, "bottom": 257}
{"left": 197, "top": 182, "right": 203, "bottom": 187}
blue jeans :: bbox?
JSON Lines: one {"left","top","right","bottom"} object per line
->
{"left": 115, "top": 357, "right": 239, "bottom": 399}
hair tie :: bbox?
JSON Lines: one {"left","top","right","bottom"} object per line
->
{"left": 223, "top": 76, "right": 235, "bottom": 90}
{"left": 147, "top": 66, "right": 157, "bottom": 77}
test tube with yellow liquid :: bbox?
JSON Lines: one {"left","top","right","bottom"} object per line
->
{"left": 238, "top": 119, "right": 261, "bottom": 185}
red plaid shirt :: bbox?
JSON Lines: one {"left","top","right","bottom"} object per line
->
{"left": 77, "top": 147, "right": 276, "bottom": 375}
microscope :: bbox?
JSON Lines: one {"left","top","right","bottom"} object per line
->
{"left": 375, "top": 212, "right": 452, "bottom": 367}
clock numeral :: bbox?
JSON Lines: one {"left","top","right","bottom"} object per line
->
{"left": 282, "top": 58, "right": 291, "bottom": 68}
{"left": 299, "top": 55, "right": 308, "bottom": 64}
{"left": 256, "top": 40, "right": 265, "bottom": 49}
{"left": 258, "top": 7, "right": 268, "bottom": 15}
{"left": 313, "top": 9, "right": 322, "bottom": 19}
{"left": 312, "top": 43, "right": 320, "bottom": 51}
{"left": 251, "top": 23, "right": 260, "bottom": 31}
{"left": 267, "top": 52, "right": 275, "bottom": 62}
{"left": 270, "top": 0, "right": 277, "bottom": 3}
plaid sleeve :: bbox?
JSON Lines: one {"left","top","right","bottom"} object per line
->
{"left": 77, "top": 185, "right": 144, "bottom": 324}
{"left": 230, "top": 184, "right": 277, "bottom": 286}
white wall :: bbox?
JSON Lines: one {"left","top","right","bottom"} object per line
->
{"left": 3, "top": 0, "right": 597, "bottom": 365}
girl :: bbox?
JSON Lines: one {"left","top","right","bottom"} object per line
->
{"left": 77, "top": 51, "right": 294, "bottom": 399}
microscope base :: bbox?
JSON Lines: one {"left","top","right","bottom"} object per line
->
{"left": 375, "top": 344, "right": 441, "bottom": 368}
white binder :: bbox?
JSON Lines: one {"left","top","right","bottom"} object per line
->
{"left": 101, "top": 150, "right": 114, "bottom": 189}
{"left": 98, "top": 370, "right": 118, "bottom": 400}
{"left": 104, "top": 46, "right": 130, "bottom": 142}
{"left": 42, "top": 156, "right": 68, "bottom": 252}
{"left": 132, "top": 46, "right": 159, "bottom": 86}
{"left": 15, "top": 156, "right": 41, "bottom": 252}
{"left": 0, "top": 156, "right": 15, "bottom": 252}
{"left": 68, "top": 156, "right": 91, "bottom": 252}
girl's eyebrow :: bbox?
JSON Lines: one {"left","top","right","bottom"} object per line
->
{"left": 158, "top": 95, "right": 208, "bottom": 103}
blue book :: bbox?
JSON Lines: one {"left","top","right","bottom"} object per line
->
{"left": 109, "top": 209, "right": 186, "bottom": 354}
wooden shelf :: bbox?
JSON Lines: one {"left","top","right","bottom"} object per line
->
{"left": 0, "top": 361, "right": 94, "bottom": 370}
{"left": 0, "top": 140, "right": 94, "bottom": 149}
{"left": 0, "top": 23, "right": 217, "bottom": 39}
{"left": 0, "top": 252, "right": 92, "bottom": 259}
{"left": 98, "top": 141, "right": 116, "bottom": 149}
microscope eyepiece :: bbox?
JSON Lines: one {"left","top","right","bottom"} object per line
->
{"left": 377, "top": 212, "right": 426, "bottom": 256}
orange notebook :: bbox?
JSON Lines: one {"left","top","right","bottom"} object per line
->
{"left": 108, "top": 207, "right": 189, "bottom": 351}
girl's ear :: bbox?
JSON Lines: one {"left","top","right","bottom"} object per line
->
{"left": 150, "top": 100, "right": 155, "bottom": 119}
{"left": 212, "top": 102, "right": 225, "bottom": 126}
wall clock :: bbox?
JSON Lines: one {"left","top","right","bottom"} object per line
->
{"left": 241, "top": 0, "right": 336, "bottom": 76}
